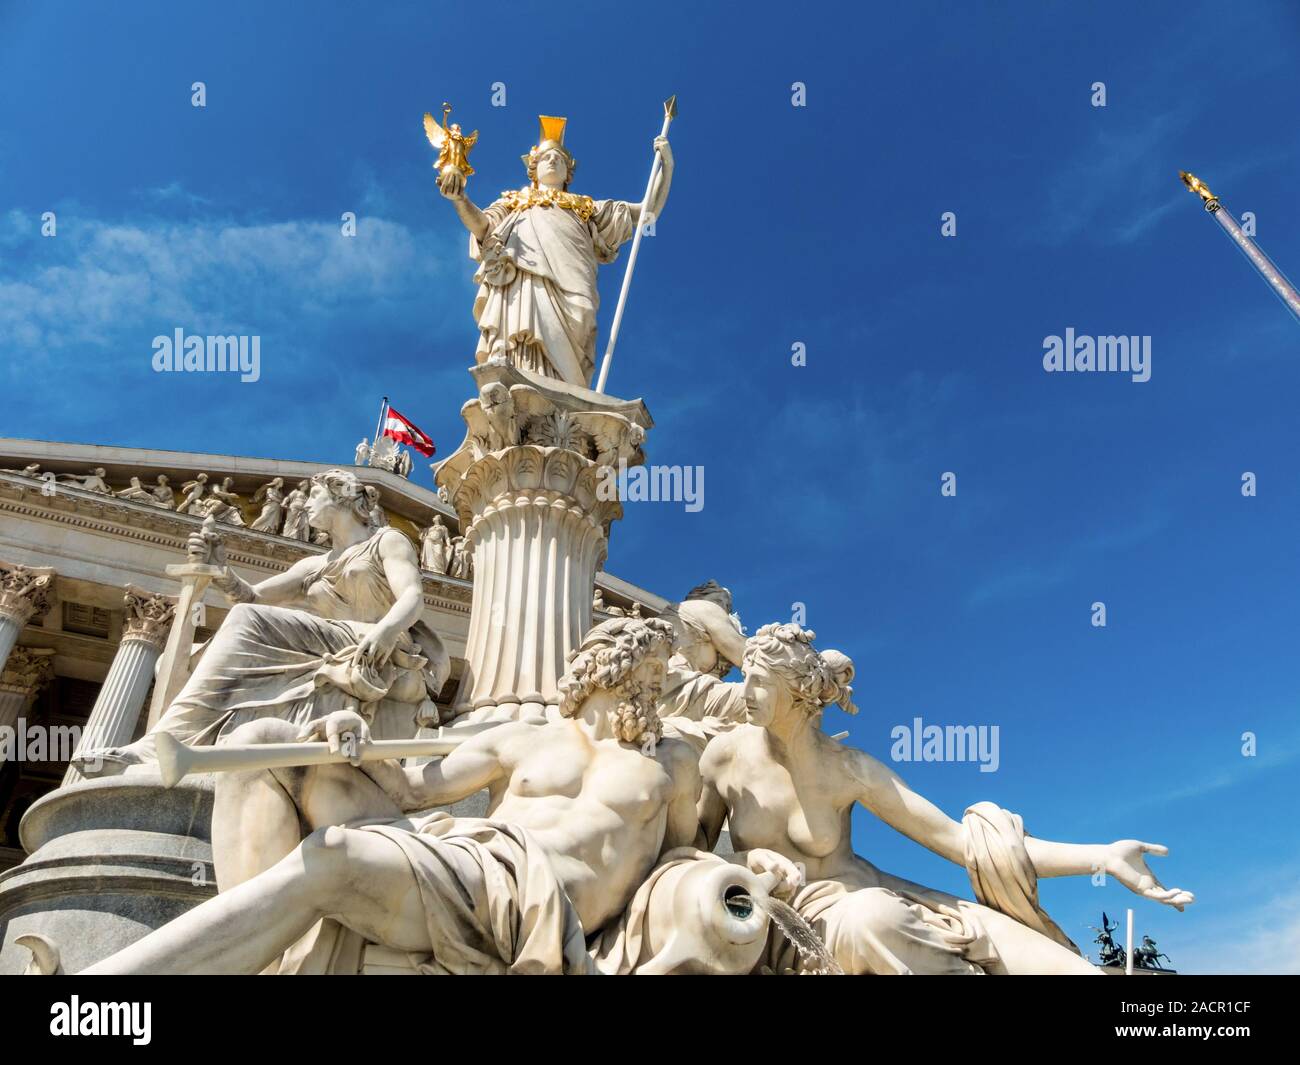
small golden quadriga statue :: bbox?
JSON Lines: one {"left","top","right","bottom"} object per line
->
{"left": 426, "top": 109, "right": 675, "bottom": 388}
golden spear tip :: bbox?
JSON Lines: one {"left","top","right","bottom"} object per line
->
{"left": 664, "top": 95, "right": 678, "bottom": 119}
{"left": 1180, "top": 170, "right": 1215, "bottom": 202}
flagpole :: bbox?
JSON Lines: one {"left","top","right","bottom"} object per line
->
{"left": 594, "top": 96, "right": 677, "bottom": 395}
{"left": 370, "top": 396, "right": 389, "bottom": 466}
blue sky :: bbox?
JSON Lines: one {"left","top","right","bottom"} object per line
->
{"left": 2, "top": 1, "right": 1298, "bottom": 972}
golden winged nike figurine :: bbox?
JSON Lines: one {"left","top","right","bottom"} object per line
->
{"left": 423, "top": 102, "right": 478, "bottom": 177}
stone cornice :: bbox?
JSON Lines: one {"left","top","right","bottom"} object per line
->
{"left": 1, "top": 474, "right": 476, "bottom": 614}
{"left": 0, "top": 436, "right": 457, "bottom": 527}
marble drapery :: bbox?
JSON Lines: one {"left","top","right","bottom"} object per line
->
{"left": 469, "top": 196, "right": 636, "bottom": 386}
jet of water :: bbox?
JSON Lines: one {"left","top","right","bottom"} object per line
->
{"left": 729, "top": 891, "right": 844, "bottom": 975}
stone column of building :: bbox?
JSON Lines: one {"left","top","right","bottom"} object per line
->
{"left": 436, "top": 364, "right": 651, "bottom": 722}
{"left": 0, "top": 648, "right": 57, "bottom": 757}
{"left": 0, "top": 563, "right": 54, "bottom": 674}
{"left": 64, "top": 588, "right": 175, "bottom": 785}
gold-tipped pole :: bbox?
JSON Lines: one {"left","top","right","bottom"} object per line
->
{"left": 1180, "top": 169, "right": 1300, "bottom": 324}
{"left": 1179, "top": 170, "right": 1219, "bottom": 211}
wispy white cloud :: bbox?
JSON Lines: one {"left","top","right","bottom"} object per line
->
{"left": 1034, "top": 106, "right": 1199, "bottom": 247}
{"left": 1127, "top": 738, "right": 1300, "bottom": 810}
{"left": 747, "top": 368, "right": 969, "bottom": 545}
{"left": 1164, "top": 881, "right": 1300, "bottom": 975}
{"left": 965, "top": 508, "right": 1169, "bottom": 609}
{"left": 0, "top": 202, "right": 461, "bottom": 359}
{"left": 0, "top": 188, "right": 473, "bottom": 458}
{"left": 138, "top": 182, "right": 214, "bottom": 209}
{"left": 966, "top": 562, "right": 1072, "bottom": 608}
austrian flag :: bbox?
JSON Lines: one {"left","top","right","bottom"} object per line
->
{"left": 383, "top": 406, "right": 436, "bottom": 457}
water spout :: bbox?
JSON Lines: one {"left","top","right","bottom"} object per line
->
{"left": 730, "top": 892, "right": 844, "bottom": 975}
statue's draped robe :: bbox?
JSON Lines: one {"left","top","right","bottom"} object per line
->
{"left": 470, "top": 194, "right": 637, "bottom": 387}
{"left": 420, "top": 527, "right": 451, "bottom": 574}
{"left": 139, "top": 528, "right": 442, "bottom": 758}
{"left": 280, "top": 825, "right": 739, "bottom": 976}
{"left": 763, "top": 802, "right": 1083, "bottom": 975}
{"left": 360, "top": 813, "right": 595, "bottom": 975}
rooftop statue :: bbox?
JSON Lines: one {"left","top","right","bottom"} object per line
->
{"left": 1090, "top": 911, "right": 1127, "bottom": 968}
{"left": 1133, "top": 933, "right": 1174, "bottom": 971}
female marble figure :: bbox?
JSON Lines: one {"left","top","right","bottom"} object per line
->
{"left": 696, "top": 623, "right": 1194, "bottom": 975}
{"left": 150, "top": 474, "right": 176, "bottom": 509}
{"left": 653, "top": 584, "right": 751, "bottom": 753}
{"left": 115, "top": 476, "right": 156, "bottom": 504}
{"left": 118, "top": 474, "right": 174, "bottom": 508}
{"left": 419, "top": 515, "right": 452, "bottom": 574}
{"left": 439, "top": 117, "right": 674, "bottom": 387}
{"left": 449, "top": 535, "right": 472, "bottom": 579}
{"left": 281, "top": 480, "right": 310, "bottom": 540}
{"left": 250, "top": 478, "right": 286, "bottom": 533}
{"left": 80, "top": 469, "right": 450, "bottom": 774}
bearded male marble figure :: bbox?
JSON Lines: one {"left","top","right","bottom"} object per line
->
{"left": 437, "top": 114, "right": 674, "bottom": 387}
{"left": 50, "top": 619, "right": 799, "bottom": 975}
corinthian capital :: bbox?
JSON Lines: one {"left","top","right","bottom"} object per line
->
{"left": 0, "top": 563, "right": 55, "bottom": 627}
{"left": 0, "top": 646, "right": 56, "bottom": 697}
{"left": 122, "top": 587, "right": 177, "bottom": 650}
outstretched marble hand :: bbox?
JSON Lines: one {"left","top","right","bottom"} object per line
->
{"left": 1105, "top": 840, "right": 1194, "bottom": 910}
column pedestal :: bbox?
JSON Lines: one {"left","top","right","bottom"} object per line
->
{"left": 0, "top": 773, "right": 216, "bottom": 974}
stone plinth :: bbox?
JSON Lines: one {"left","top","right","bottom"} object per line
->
{"left": 0, "top": 773, "right": 216, "bottom": 974}
{"left": 436, "top": 363, "right": 652, "bottom": 720}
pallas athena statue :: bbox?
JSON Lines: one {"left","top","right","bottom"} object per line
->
{"left": 432, "top": 109, "right": 673, "bottom": 388}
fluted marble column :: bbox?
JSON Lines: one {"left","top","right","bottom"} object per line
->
{"left": 436, "top": 365, "right": 651, "bottom": 722}
{"left": 64, "top": 588, "right": 175, "bottom": 785}
{"left": 0, "top": 563, "right": 54, "bottom": 674}
{"left": 451, "top": 446, "right": 620, "bottom": 718}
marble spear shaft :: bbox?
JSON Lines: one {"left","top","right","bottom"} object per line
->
{"left": 153, "top": 725, "right": 491, "bottom": 788}
{"left": 595, "top": 97, "right": 677, "bottom": 394}
{"left": 1209, "top": 204, "right": 1300, "bottom": 323}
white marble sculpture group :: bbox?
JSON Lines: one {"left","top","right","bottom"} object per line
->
{"left": 20, "top": 106, "right": 1193, "bottom": 976}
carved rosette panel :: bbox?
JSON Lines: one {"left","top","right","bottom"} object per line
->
{"left": 446, "top": 445, "right": 623, "bottom": 715}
